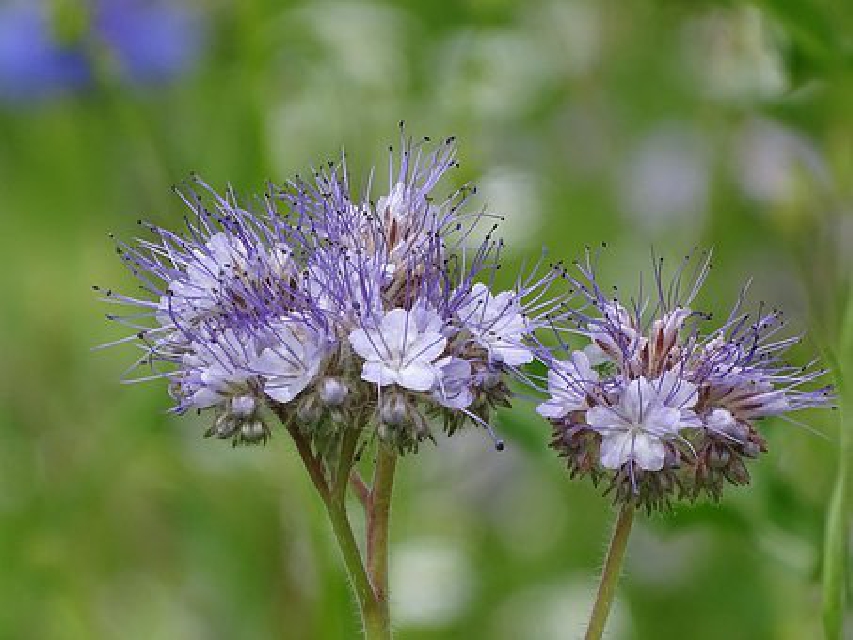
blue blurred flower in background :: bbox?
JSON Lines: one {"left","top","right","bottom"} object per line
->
{"left": 0, "top": 0, "right": 204, "bottom": 103}
{"left": 95, "top": 0, "right": 204, "bottom": 85}
{"left": 0, "top": 2, "right": 90, "bottom": 102}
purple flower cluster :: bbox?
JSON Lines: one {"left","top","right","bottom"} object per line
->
{"left": 103, "top": 130, "right": 832, "bottom": 508}
{"left": 104, "top": 131, "right": 568, "bottom": 452}
{"left": 0, "top": 0, "right": 203, "bottom": 103}
{"left": 536, "top": 250, "right": 833, "bottom": 510}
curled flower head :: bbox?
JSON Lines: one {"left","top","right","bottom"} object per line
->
{"left": 102, "top": 127, "right": 570, "bottom": 455}
{"left": 537, "top": 249, "right": 833, "bottom": 511}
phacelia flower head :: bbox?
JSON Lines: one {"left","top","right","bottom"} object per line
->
{"left": 536, "top": 249, "right": 832, "bottom": 511}
{"left": 102, "top": 127, "right": 569, "bottom": 455}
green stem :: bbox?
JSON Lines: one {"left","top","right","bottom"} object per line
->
{"left": 280, "top": 416, "right": 383, "bottom": 638}
{"left": 366, "top": 446, "right": 397, "bottom": 637}
{"left": 283, "top": 420, "right": 329, "bottom": 500}
{"left": 334, "top": 427, "right": 360, "bottom": 503}
{"left": 585, "top": 504, "right": 635, "bottom": 640}
{"left": 324, "top": 499, "right": 384, "bottom": 638}
{"left": 823, "top": 285, "right": 853, "bottom": 640}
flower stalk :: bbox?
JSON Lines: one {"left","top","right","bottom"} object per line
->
{"left": 368, "top": 446, "right": 397, "bottom": 614}
{"left": 585, "top": 504, "right": 634, "bottom": 640}
{"left": 281, "top": 408, "right": 393, "bottom": 638}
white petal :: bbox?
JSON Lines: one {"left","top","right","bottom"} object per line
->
{"left": 250, "top": 349, "right": 284, "bottom": 375}
{"left": 547, "top": 367, "right": 570, "bottom": 396}
{"left": 411, "top": 302, "right": 444, "bottom": 334}
{"left": 537, "top": 399, "right": 570, "bottom": 419}
{"left": 348, "top": 327, "right": 380, "bottom": 360}
{"left": 381, "top": 308, "right": 412, "bottom": 342}
{"left": 433, "top": 358, "right": 473, "bottom": 409}
{"left": 456, "top": 283, "right": 489, "bottom": 321}
{"left": 492, "top": 343, "right": 533, "bottom": 366}
{"left": 586, "top": 405, "right": 628, "bottom": 433}
{"left": 468, "top": 282, "right": 490, "bottom": 300}
{"left": 644, "top": 406, "right": 682, "bottom": 436}
{"left": 361, "top": 361, "right": 398, "bottom": 387}
{"left": 600, "top": 432, "right": 634, "bottom": 469}
{"left": 408, "top": 333, "right": 447, "bottom": 364}
{"left": 631, "top": 433, "right": 666, "bottom": 471}
{"left": 264, "top": 379, "right": 302, "bottom": 404}
{"left": 438, "top": 387, "right": 473, "bottom": 409}
{"left": 658, "top": 370, "right": 698, "bottom": 409}
{"left": 189, "top": 387, "right": 221, "bottom": 409}
{"left": 397, "top": 362, "right": 436, "bottom": 392}
{"left": 679, "top": 409, "right": 702, "bottom": 428}
{"left": 570, "top": 349, "right": 597, "bottom": 381}
{"left": 437, "top": 357, "right": 470, "bottom": 379}
{"left": 583, "top": 342, "right": 609, "bottom": 366}
{"left": 379, "top": 182, "right": 408, "bottom": 219}
{"left": 621, "top": 377, "right": 656, "bottom": 423}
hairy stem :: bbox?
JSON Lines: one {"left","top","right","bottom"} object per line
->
{"left": 279, "top": 412, "right": 386, "bottom": 639}
{"left": 367, "top": 445, "right": 397, "bottom": 632}
{"left": 335, "top": 428, "right": 360, "bottom": 503}
{"left": 324, "top": 497, "right": 382, "bottom": 634}
{"left": 585, "top": 504, "right": 635, "bottom": 640}
{"left": 283, "top": 420, "right": 329, "bottom": 500}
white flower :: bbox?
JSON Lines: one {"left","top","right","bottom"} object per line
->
{"left": 651, "top": 307, "right": 692, "bottom": 348}
{"left": 456, "top": 283, "right": 533, "bottom": 366}
{"left": 537, "top": 350, "right": 598, "bottom": 419}
{"left": 377, "top": 182, "right": 411, "bottom": 223}
{"left": 375, "top": 182, "right": 438, "bottom": 275}
{"left": 707, "top": 375, "right": 791, "bottom": 419}
{"left": 252, "top": 323, "right": 327, "bottom": 404}
{"left": 159, "top": 233, "right": 294, "bottom": 326}
{"left": 349, "top": 307, "right": 447, "bottom": 392}
{"left": 582, "top": 342, "right": 609, "bottom": 366}
{"left": 305, "top": 252, "right": 384, "bottom": 323}
{"left": 182, "top": 329, "right": 257, "bottom": 409}
{"left": 585, "top": 375, "right": 697, "bottom": 471}
{"left": 586, "top": 300, "right": 646, "bottom": 366}
{"left": 165, "top": 233, "right": 247, "bottom": 318}
{"left": 704, "top": 407, "right": 751, "bottom": 444}
{"left": 433, "top": 357, "right": 474, "bottom": 409}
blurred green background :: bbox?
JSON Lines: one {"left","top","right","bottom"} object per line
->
{"left": 0, "top": 0, "right": 851, "bottom": 638}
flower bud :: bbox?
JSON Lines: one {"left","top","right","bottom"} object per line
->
{"left": 721, "top": 422, "right": 749, "bottom": 443}
{"left": 230, "top": 395, "right": 257, "bottom": 418}
{"left": 708, "top": 447, "right": 730, "bottom": 469}
{"left": 207, "top": 412, "right": 237, "bottom": 439}
{"left": 742, "top": 441, "right": 761, "bottom": 459}
{"left": 240, "top": 420, "right": 269, "bottom": 444}
{"left": 410, "top": 406, "right": 430, "bottom": 439}
{"left": 380, "top": 393, "right": 409, "bottom": 426}
{"left": 664, "top": 446, "right": 681, "bottom": 469}
{"left": 319, "top": 377, "right": 348, "bottom": 406}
